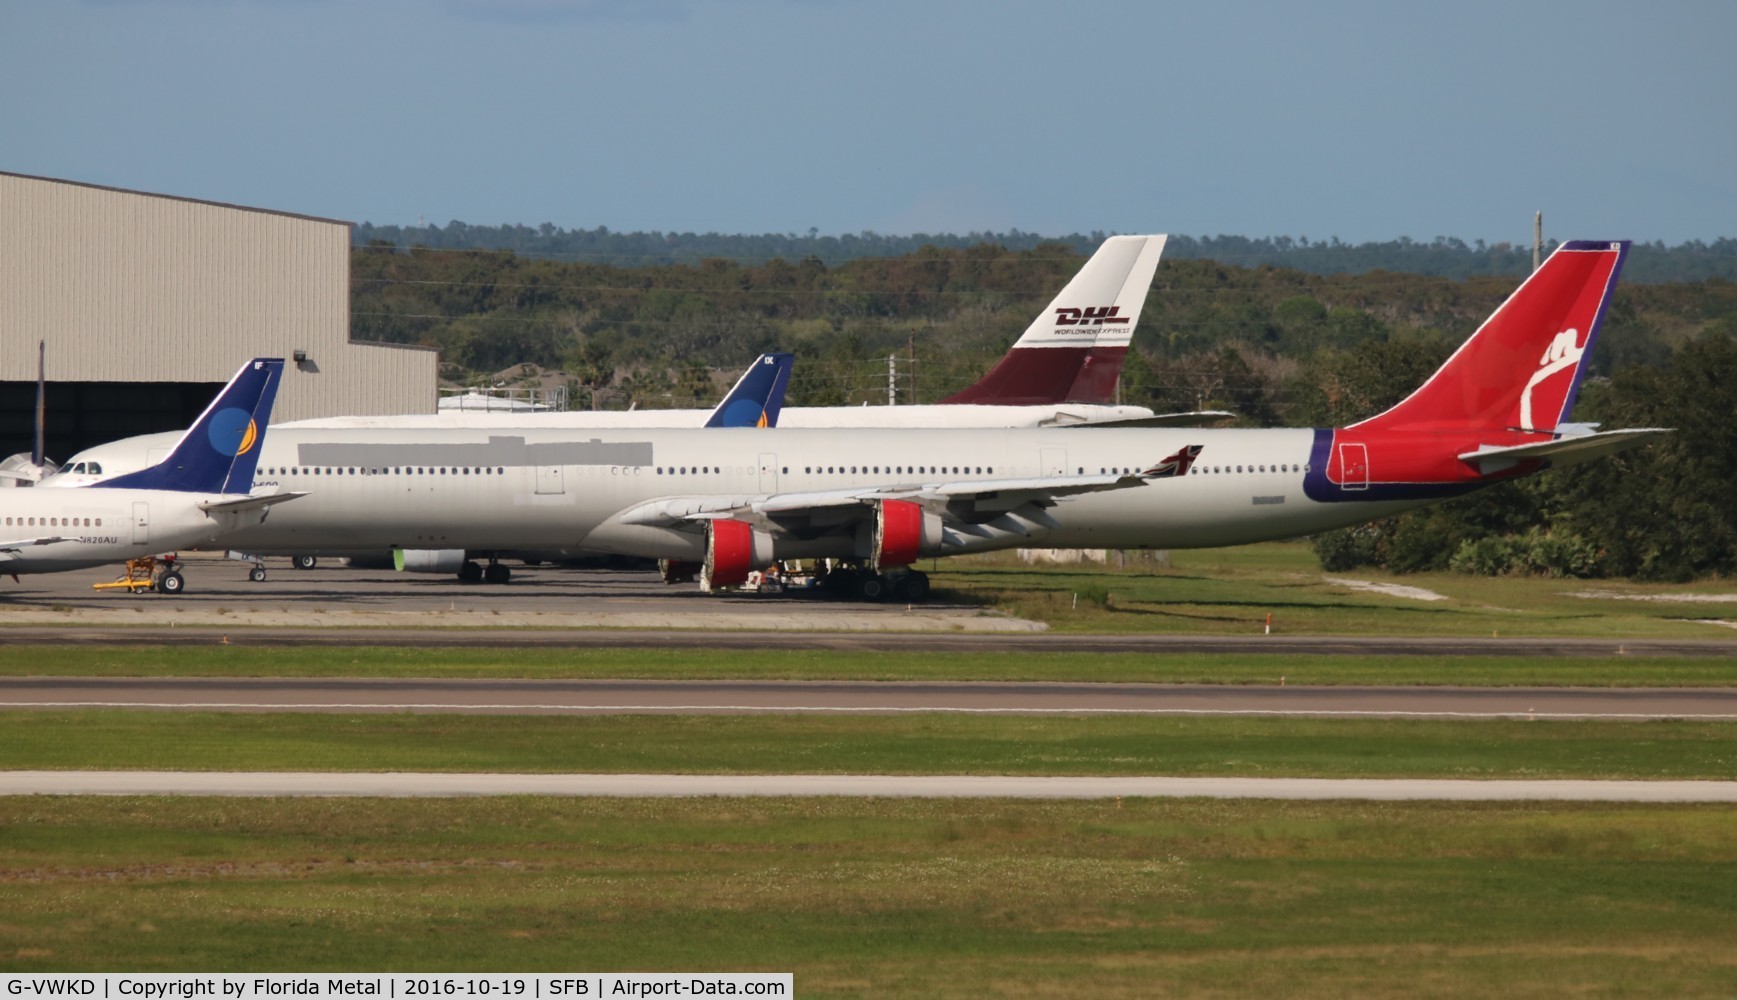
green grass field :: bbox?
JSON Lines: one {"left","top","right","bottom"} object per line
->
{"left": 4, "top": 711, "right": 1735, "bottom": 779}
{"left": 3, "top": 797, "right": 1735, "bottom": 996}
{"left": 5, "top": 645, "right": 1735, "bottom": 686}
{"left": 6, "top": 542, "right": 1735, "bottom": 992}
{"left": 934, "top": 543, "right": 1737, "bottom": 637}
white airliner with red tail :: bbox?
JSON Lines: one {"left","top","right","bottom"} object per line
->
{"left": 40, "top": 241, "right": 1659, "bottom": 597}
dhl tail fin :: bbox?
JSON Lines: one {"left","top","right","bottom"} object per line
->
{"left": 941, "top": 234, "right": 1166, "bottom": 405}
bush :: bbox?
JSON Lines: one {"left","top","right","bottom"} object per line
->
{"left": 1515, "top": 529, "right": 1601, "bottom": 578}
{"left": 1312, "top": 524, "right": 1385, "bottom": 572}
{"left": 1449, "top": 536, "right": 1516, "bottom": 576}
{"left": 1449, "top": 529, "right": 1601, "bottom": 578}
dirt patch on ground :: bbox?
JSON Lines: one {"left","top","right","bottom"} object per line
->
{"left": 1323, "top": 577, "right": 1449, "bottom": 602}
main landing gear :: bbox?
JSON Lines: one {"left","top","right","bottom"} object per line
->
{"left": 458, "top": 555, "right": 513, "bottom": 585}
{"left": 818, "top": 564, "right": 930, "bottom": 604}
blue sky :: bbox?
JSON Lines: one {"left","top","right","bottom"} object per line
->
{"left": 4, "top": 0, "right": 1733, "bottom": 244}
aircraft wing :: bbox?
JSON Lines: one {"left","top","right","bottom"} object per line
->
{"left": 196, "top": 492, "right": 308, "bottom": 514}
{"left": 620, "top": 473, "right": 1149, "bottom": 528}
{"left": 0, "top": 535, "right": 66, "bottom": 555}
{"left": 1458, "top": 428, "right": 1671, "bottom": 474}
{"left": 615, "top": 445, "right": 1202, "bottom": 537}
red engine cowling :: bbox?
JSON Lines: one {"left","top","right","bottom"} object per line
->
{"left": 703, "top": 519, "right": 774, "bottom": 590}
{"left": 871, "top": 499, "right": 927, "bottom": 571}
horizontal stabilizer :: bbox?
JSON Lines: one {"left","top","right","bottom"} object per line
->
{"left": 196, "top": 491, "right": 308, "bottom": 514}
{"left": 1458, "top": 428, "right": 1670, "bottom": 474}
{"left": 0, "top": 535, "right": 66, "bottom": 553}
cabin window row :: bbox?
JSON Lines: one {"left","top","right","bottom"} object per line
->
{"left": 655, "top": 466, "right": 796, "bottom": 475}
{"left": 800, "top": 466, "right": 990, "bottom": 476}
{"left": 1188, "top": 464, "right": 1309, "bottom": 475}
{"left": 5, "top": 516, "right": 102, "bottom": 527}
{"left": 260, "top": 467, "right": 507, "bottom": 477}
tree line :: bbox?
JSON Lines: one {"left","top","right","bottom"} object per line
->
{"left": 354, "top": 222, "right": 1737, "bottom": 283}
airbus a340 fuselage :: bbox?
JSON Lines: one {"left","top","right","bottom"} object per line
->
{"left": 208, "top": 424, "right": 1329, "bottom": 555}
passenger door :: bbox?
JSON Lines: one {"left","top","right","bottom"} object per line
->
{"left": 1338, "top": 442, "right": 1369, "bottom": 490}
{"left": 535, "top": 465, "right": 565, "bottom": 495}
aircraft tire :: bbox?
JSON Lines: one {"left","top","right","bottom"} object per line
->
{"left": 248, "top": 567, "right": 267, "bottom": 583}
{"left": 158, "top": 572, "right": 186, "bottom": 595}
{"left": 484, "top": 563, "right": 512, "bottom": 585}
{"left": 901, "top": 570, "right": 930, "bottom": 603}
{"left": 292, "top": 555, "right": 317, "bottom": 570}
{"left": 856, "top": 574, "right": 887, "bottom": 602}
{"left": 458, "top": 561, "right": 484, "bottom": 584}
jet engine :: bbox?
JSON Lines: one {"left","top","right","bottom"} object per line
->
{"left": 702, "top": 519, "right": 774, "bottom": 590}
{"left": 393, "top": 548, "right": 467, "bottom": 574}
{"left": 867, "top": 499, "right": 942, "bottom": 571}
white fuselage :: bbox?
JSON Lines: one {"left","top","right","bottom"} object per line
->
{"left": 48, "top": 425, "right": 1426, "bottom": 560}
{"left": 0, "top": 488, "right": 249, "bottom": 574}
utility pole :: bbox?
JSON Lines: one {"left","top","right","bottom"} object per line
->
{"left": 887, "top": 353, "right": 897, "bottom": 406}
{"left": 1533, "top": 211, "right": 1543, "bottom": 272}
{"left": 908, "top": 332, "right": 916, "bottom": 405}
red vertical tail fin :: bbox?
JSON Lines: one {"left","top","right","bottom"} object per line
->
{"left": 1350, "top": 240, "right": 1628, "bottom": 435}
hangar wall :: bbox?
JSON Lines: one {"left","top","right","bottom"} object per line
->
{"left": 0, "top": 172, "right": 436, "bottom": 427}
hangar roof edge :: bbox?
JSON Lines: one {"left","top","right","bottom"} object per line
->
{"left": 1, "top": 170, "right": 354, "bottom": 229}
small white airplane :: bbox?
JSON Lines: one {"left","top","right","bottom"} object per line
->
{"left": 41, "top": 241, "right": 1665, "bottom": 597}
{"left": 1, "top": 358, "right": 294, "bottom": 592}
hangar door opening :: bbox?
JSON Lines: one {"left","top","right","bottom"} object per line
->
{"left": 0, "top": 380, "right": 224, "bottom": 467}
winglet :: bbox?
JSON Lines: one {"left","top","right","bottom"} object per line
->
{"left": 941, "top": 235, "right": 1167, "bottom": 405}
{"left": 94, "top": 358, "right": 285, "bottom": 494}
{"left": 705, "top": 353, "right": 794, "bottom": 428}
